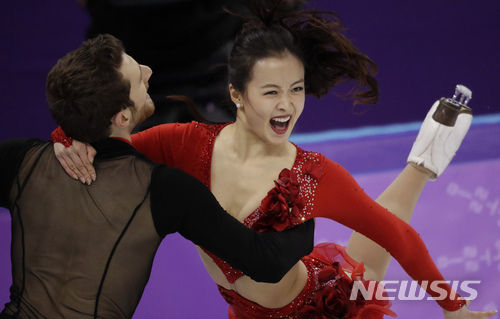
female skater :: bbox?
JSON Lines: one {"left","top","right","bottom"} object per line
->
{"left": 53, "top": 1, "right": 496, "bottom": 317}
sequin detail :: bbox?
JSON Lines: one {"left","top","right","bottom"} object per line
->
{"left": 218, "top": 256, "right": 321, "bottom": 318}
{"left": 50, "top": 126, "right": 73, "bottom": 148}
{"left": 198, "top": 121, "right": 323, "bottom": 283}
{"left": 188, "top": 122, "right": 462, "bottom": 315}
{"left": 194, "top": 122, "right": 226, "bottom": 189}
{"left": 218, "top": 243, "right": 395, "bottom": 319}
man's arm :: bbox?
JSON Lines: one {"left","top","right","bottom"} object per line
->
{"left": 0, "top": 138, "right": 42, "bottom": 208}
{"left": 150, "top": 165, "right": 315, "bottom": 284}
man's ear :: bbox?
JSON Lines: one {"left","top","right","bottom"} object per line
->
{"left": 111, "top": 108, "right": 132, "bottom": 129}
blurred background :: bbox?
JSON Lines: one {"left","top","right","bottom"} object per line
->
{"left": 0, "top": 0, "right": 499, "bottom": 318}
{"left": 0, "top": 0, "right": 498, "bottom": 139}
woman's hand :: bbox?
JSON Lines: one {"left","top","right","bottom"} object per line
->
{"left": 54, "top": 141, "right": 97, "bottom": 185}
{"left": 443, "top": 300, "right": 497, "bottom": 319}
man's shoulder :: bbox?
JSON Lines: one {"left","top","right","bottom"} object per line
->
{"left": 0, "top": 138, "right": 48, "bottom": 208}
{"left": 0, "top": 138, "right": 48, "bottom": 160}
{"left": 0, "top": 137, "right": 46, "bottom": 149}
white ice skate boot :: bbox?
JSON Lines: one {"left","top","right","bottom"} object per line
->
{"left": 408, "top": 85, "right": 473, "bottom": 180}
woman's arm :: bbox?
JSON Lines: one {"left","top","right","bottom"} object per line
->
{"left": 130, "top": 123, "right": 183, "bottom": 164}
{"left": 315, "top": 159, "right": 496, "bottom": 316}
{"left": 346, "top": 163, "right": 431, "bottom": 281}
{"left": 313, "top": 159, "right": 465, "bottom": 311}
{"left": 52, "top": 122, "right": 193, "bottom": 182}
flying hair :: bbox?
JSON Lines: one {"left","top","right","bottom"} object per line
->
{"left": 226, "top": 0, "right": 379, "bottom": 105}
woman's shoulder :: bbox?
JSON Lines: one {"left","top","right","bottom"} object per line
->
{"left": 183, "top": 121, "right": 231, "bottom": 137}
{"left": 293, "top": 143, "right": 349, "bottom": 176}
{"left": 293, "top": 143, "right": 327, "bottom": 165}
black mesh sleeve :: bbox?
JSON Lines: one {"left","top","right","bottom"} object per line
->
{"left": 149, "top": 165, "right": 315, "bottom": 283}
{"left": 0, "top": 138, "right": 44, "bottom": 209}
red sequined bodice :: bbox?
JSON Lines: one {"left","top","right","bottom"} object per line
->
{"left": 201, "top": 139, "right": 323, "bottom": 283}
{"left": 130, "top": 121, "right": 466, "bottom": 312}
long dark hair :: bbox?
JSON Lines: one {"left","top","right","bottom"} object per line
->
{"left": 227, "top": 0, "right": 378, "bottom": 106}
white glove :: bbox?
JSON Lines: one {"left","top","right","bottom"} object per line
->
{"left": 407, "top": 99, "right": 473, "bottom": 180}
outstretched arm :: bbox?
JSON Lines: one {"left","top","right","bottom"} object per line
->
{"left": 311, "top": 159, "right": 495, "bottom": 314}
{"left": 346, "top": 163, "right": 431, "bottom": 281}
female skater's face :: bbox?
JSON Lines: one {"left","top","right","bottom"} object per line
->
{"left": 234, "top": 53, "right": 305, "bottom": 145}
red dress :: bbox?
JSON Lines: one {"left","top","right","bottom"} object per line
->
{"left": 131, "top": 122, "right": 465, "bottom": 318}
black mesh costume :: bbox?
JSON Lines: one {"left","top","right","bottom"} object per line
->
{"left": 0, "top": 138, "right": 314, "bottom": 318}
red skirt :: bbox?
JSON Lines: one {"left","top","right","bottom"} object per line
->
{"left": 219, "top": 243, "right": 397, "bottom": 319}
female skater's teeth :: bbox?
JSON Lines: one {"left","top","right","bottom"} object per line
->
{"left": 272, "top": 116, "right": 290, "bottom": 123}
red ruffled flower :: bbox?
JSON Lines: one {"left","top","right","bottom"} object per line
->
{"left": 297, "top": 262, "right": 396, "bottom": 319}
{"left": 253, "top": 169, "right": 305, "bottom": 232}
{"left": 312, "top": 281, "right": 358, "bottom": 318}
{"left": 297, "top": 263, "right": 358, "bottom": 319}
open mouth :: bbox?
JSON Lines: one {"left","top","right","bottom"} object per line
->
{"left": 270, "top": 116, "right": 291, "bottom": 134}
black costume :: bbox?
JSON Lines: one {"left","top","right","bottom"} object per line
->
{"left": 0, "top": 138, "right": 313, "bottom": 318}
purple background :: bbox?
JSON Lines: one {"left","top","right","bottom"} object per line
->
{"left": 299, "top": 0, "right": 499, "bottom": 132}
{"left": 0, "top": 0, "right": 499, "bottom": 139}
{"left": 1, "top": 0, "right": 499, "bottom": 318}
